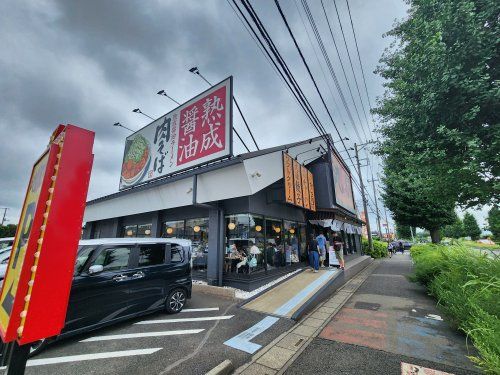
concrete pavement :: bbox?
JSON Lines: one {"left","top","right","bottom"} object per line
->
{"left": 286, "top": 253, "right": 480, "bottom": 375}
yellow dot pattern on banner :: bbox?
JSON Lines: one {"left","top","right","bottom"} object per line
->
{"left": 18, "top": 133, "right": 65, "bottom": 337}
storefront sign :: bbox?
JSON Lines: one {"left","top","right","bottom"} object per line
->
{"left": 120, "top": 77, "right": 233, "bottom": 190}
{"left": 292, "top": 159, "right": 303, "bottom": 207}
{"left": 283, "top": 152, "right": 294, "bottom": 205}
{"left": 300, "top": 165, "right": 310, "bottom": 210}
{"left": 331, "top": 152, "right": 355, "bottom": 213}
{"left": 282, "top": 153, "right": 316, "bottom": 211}
{"left": 308, "top": 171, "right": 316, "bottom": 211}
{"left": 0, "top": 125, "right": 94, "bottom": 345}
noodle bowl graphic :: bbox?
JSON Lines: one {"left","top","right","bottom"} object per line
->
{"left": 121, "top": 134, "right": 151, "bottom": 186}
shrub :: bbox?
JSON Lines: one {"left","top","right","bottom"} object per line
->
{"left": 362, "top": 238, "right": 388, "bottom": 259}
{"left": 410, "top": 244, "right": 500, "bottom": 374}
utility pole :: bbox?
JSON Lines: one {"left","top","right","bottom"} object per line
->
{"left": 1, "top": 208, "right": 8, "bottom": 226}
{"left": 383, "top": 206, "right": 391, "bottom": 240}
{"left": 354, "top": 143, "right": 373, "bottom": 252}
{"left": 368, "top": 173, "right": 383, "bottom": 240}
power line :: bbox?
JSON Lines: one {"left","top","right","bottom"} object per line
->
{"left": 230, "top": 0, "right": 379, "bottom": 214}
{"left": 299, "top": 0, "right": 368, "bottom": 144}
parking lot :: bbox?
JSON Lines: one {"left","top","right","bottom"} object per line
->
{"left": 6, "top": 291, "right": 293, "bottom": 375}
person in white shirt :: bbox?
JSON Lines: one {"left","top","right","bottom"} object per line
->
{"left": 249, "top": 241, "right": 261, "bottom": 255}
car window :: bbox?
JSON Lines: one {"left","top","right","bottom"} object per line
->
{"left": 74, "top": 246, "right": 96, "bottom": 275}
{"left": 171, "top": 244, "right": 184, "bottom": 263}
{"left": 138, "top": 244, "right": 165, "bottom": 267}
{"left": 93, "top": 246, "right": 132, "bottom": 272}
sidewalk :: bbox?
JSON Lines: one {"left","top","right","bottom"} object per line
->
{"left": 236, "top": 253, "right": 480, "bottom": 375}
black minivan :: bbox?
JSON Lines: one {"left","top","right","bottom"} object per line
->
{"left": 17, "top": 237, "right": 192, "bottom": 355}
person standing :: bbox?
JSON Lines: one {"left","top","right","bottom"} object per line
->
{"left": 307, "top": 234, "right": 320, "bottom": 272}
{"left": 331, "top": 231, "right": 345, "bottom": 270}
{"left": 316, "top": 232, "right": 327, "bottom": 267}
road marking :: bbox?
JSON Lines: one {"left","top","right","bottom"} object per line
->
{"left": 0, "top": 348, "right": 162, "bottom": 369}
{"left": 401, "top": 362, "right": 453, "bottom": 375}
{"left": 224, "top": 316, "right": 279, "bottom": 354}
{"left": 425, "top": 314, "right": 443, "bottom": 321}
{"left": 135, "top": 315, "right": 234, "bottom": 324}
{"left": 181, "top": 307, "right": 219, "bottom": 313}
{"left": 80, "top": 329, "right": 204, "bottom": 342}
{"left": 273, "top": 270, "right": 336, "bottom": 316}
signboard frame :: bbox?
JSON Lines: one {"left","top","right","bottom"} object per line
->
{"left": 330, "top": 150, "right": 356, "bottom": 214}
{"left": 0, "top": 125, "right": 94, "bottom": 345}
{"left": 119, "top": 76, "right": 233, "bottom": 190}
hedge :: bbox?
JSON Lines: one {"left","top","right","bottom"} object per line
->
{"left": 410, "top": 244, "right": 500, "bottom": 374}
{"left": 362, "top": 238, "right": 388, "bottom": 258}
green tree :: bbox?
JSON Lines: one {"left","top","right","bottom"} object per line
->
{"left": 486, "top": 207, "right": 500, "bottom": 241}
{"left": 381, "top": 151, "right": 456, "bottom": 243}
{"left": 0, "top": 224, "right": 17, "bottom": 238}
{"left": 375, "top": 0, "right": 500, "bottom": 208}
{"left": 396, "top": 223, "right": 412, "bottom": 239}
{"left": 463, "top": 212, "right": 481, "bottom": 240}
{"left": 442, "top": 212, "right": 465, "bottom": 238}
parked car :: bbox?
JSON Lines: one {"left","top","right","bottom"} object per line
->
{"left": 0, "top": 237, "right": 14, "bottom": 250}
{"left": 0, "top": 246, "right": 12, "bottom": 283}
{"left": 0, "top": 237, "right": 192, "bottom": 356}
{"left": 403, "top": 241, "right": 412, "bottom": 250}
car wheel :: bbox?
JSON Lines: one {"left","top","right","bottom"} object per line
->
{"left": 166, "top": 288, "right": 186, "bottom": 314}
{"left": 28, "top": 339, "right": 48, "bottom": 357}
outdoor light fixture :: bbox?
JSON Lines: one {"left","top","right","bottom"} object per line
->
{"left": 157, "top": 90, "right": 181, "bottom": 105}
{"left": 132, "top": 108, "right": 155, "bottom": 120}
{"left": 255, "top": 225, "right": 262, "bottom": 232}
{"left": 274, "top": 227, "right": 281, "bottom": 233}
{"left": 113, "top": 122, "right": 134, "bottom": 132}
{"left": 166, "top": 227, "right": 173, "bottom": 235}
{"left": 289, "top": 228, "right": 295, "bottom": 234}
{"left": 228, "top": 222, "right": 236, "bottom": 230}
{"left": 189, "top": 67, "right": 199, "bottom": 74}
{"left": 193, "top": 225, "right": 201, "bottom": 233}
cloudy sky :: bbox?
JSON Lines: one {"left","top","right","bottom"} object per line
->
{"left": 0, "top": 0, "right": 489, "bottom": 230}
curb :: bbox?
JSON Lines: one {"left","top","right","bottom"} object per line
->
{"left": 206, "top": 359, "right": 234, "bottom": 375}
{"left": 193, "top": 284, "right": 240, "bottom": 301}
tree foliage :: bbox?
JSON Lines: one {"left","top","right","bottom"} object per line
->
{"left": 442, "top": 212, "right": 465, "bottom": 238}
{"left": 0, "top": 225, "right": 16, "bottom": 238}
{"left": 486, "top": 206, "right": 500, "bottom": 241}
{"left": 375, "top": 0, "right": 499, "bottom": 241}
{"left": 463, "top": 212, "right": 482, "bottom": 240}
{"left": 396, "top": 222, "right": 412, "bottom": 239}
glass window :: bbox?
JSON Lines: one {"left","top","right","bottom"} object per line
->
{"left": 265, "top": 218, "right": 283, "bottom": 268}
{"left": 137, "top": 224, "right": 152, "bottom": 238}
{"left": 93, "top": 247, "right": 131, "bottom": 272}
{"left": 249, "top": 215, "right": 265, "bottom": 272}
{"left": 225, "top": 214, "right": 251, "bottom": 274}
{"left": 171, "top": 244, "right": 184, "bottom": 263}
{"left": 123, "top": 225, "right": 137, "bottom": 237}
{"left": 75, "top": 246, "right": 96, "bottom": 275}
{"left": 138, "top": 244, "right": 165, "bottom": 267}
{"left": 186, "top": 218, "right": 209, "bottom": 269}
{"left": 298, "top": 223, "right": 307, "bottom": 262}
{"left": 284, "top": 221, "right": 299, "bottom": 265}
{"left": 164, "top": 220, "right": 185, "bottom": 238}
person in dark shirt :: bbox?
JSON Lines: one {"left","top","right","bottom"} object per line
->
{"left": 307, "top": 234, "right": 320, "bottom": 272}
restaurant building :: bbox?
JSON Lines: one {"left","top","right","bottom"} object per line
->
{"left": 82, "top": 135, "right": 363, "bottom": 291}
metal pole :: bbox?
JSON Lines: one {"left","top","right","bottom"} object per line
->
{"left": 355, "top": 143, "right": 373, "bottom": 252}
{"left": 1, "top": 208, "right": 7, "bottom": 226}
{"left": 370, "top": 174, "right": 383, "bottom": 239}
{"left": 5, "top": 341, "right": 30, "bottom": 375}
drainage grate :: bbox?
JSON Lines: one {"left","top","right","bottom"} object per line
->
{"left": 354, "top": 301, "right": 381, "bottom": 311}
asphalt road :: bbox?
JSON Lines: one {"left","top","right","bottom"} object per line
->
{"left": 8, "top": 291, "right": 293, "bottom": 375}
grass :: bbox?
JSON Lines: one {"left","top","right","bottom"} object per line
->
{"left": 410, "top": 244, "right": 500, "bottom": 374}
